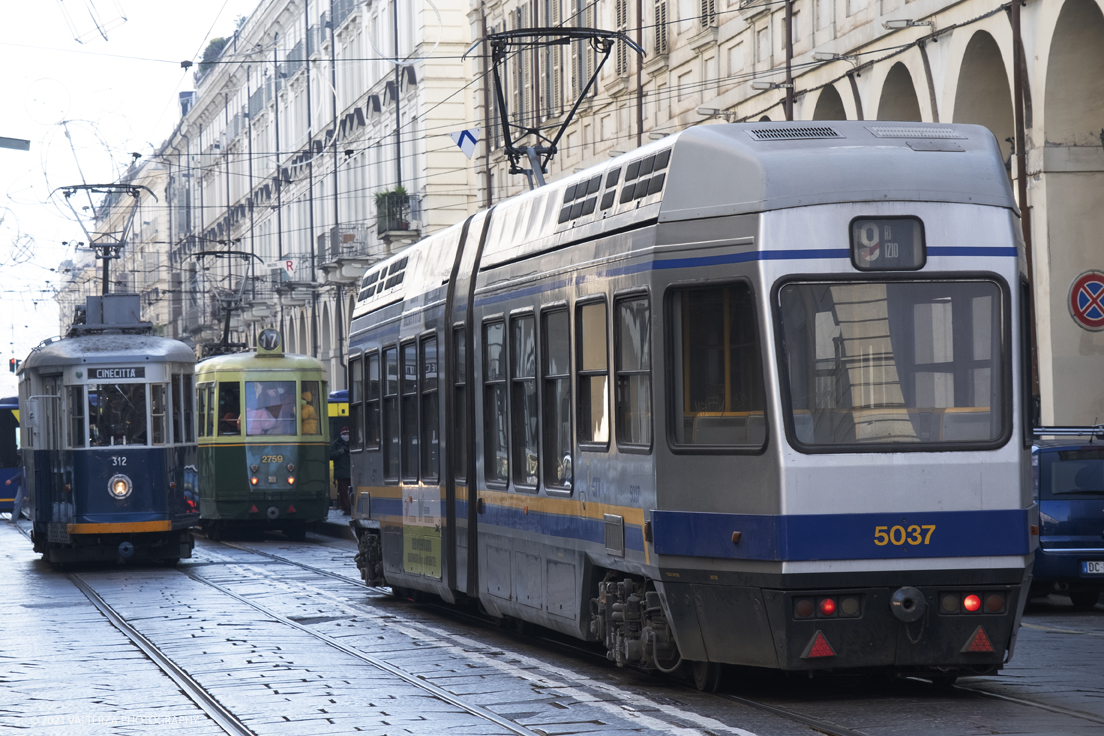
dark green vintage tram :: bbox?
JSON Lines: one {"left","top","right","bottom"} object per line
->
{"left": 195, "top": 329, "right": 329, "bottom": 540}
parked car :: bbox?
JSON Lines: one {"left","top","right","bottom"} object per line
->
{"left": 1032, "top": 442, "right": 1104, "bottom": 608}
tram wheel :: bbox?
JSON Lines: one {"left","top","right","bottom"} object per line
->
{"left": 1069, "top": 591, "right": 1101, "bottom": 609}
{"left": 691, "top": 661, "right": 723, "bottom": 693}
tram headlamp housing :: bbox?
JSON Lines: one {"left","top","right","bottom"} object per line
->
{"left": 108, "top": 474, "right": 133, "bottom": 500}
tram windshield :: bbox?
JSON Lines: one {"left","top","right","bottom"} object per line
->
{"left": 245, "top": 381, "right": 297, "bottom": 436}
{"left": 778, "top": 280, "right": 1005, "bottom": 448}
{"left": 89, "top": 384, "right": 148, "bottom": 447}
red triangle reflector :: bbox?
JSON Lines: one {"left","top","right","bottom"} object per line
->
{"left": 800, "top": 630, "right": 836, "bottom": 659}
{"left": 249, "top": 505, "right": 259, "bottom": 514}
{"left": 961, "top": 625, "right": 994, "bottom": 653}
{"left": 288, "top": 504, "right": 296, "bottom": 513}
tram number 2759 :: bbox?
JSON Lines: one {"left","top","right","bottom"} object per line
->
{"left": 874, "top": 524, "right": 936, "bottom": 546}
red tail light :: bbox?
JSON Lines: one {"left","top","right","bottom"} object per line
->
{"left": 794, "top": 598, "right": 815, "bottom": 618}
{"left": 963, "top": 594, "right": 981, "bottom": 612}
{"left": 801, "top": 630, "right": 836, "bottom": 659}
{"left": 961, "top": 626, "right": 994, "bottom": 653}
{"left": 819, "top": 598, "right": 837, "bottom": 616}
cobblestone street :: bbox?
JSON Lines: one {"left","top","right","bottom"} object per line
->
{"left": 3, "top": 519, "right": 1103, "bottom": 735}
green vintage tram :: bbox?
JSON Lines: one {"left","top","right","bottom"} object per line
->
{"left": 195, "top": 329, "right": 329, "bottom": 540}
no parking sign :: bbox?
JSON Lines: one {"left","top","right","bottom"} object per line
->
{"left": 1068, "top": 271, "right": 1104, "bottom": 331}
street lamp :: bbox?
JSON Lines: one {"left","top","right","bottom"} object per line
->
{"left": 813, "top": 51, "right": 858, "bottom": 65}
{"left": 883, "top": 19, "right": 933, "bottom": 30}
{"left": 750, "top": 81, "right": 794, "bottom": 91}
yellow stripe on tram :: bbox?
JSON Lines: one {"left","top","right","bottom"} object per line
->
{"left": 67, "top": 521, "right": 173, "bottom": 534}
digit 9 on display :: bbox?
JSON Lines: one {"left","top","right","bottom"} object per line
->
{"left": 850, "top": 216, "right": 925, "bottom": 271}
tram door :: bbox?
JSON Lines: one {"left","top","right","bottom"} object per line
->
{"left": 37, "top": 377, "right": 67, "bottom": 521}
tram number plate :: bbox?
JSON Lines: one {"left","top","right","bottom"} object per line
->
{"left": 1083, "top": 561, "right": 1104, "bottom": 575}
{"left": 873, "top": 524, "right": 936, "bottom": 547}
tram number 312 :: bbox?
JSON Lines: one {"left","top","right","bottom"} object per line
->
{"left": 874, "top": 524, "right": 936, "bottom": 546}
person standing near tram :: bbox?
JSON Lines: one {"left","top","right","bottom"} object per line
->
{"left": 329, "top": 426, "right": 351, "bottom": 514}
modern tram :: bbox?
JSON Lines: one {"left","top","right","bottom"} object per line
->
{"left": 345, "top": 121, "right": 1035, "bottom": 689}
{"left": 195, "top": 329, "right": 329, "bottom": 540}
{"left": 0, "top": 396, "right": 20, "bottom": 514}
{"left": 19, "top": 294, "right": 200, "bottom": 564}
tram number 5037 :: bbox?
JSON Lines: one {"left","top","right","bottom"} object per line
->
{"left": 874, "top": 524, "right": 936, "bottom": 546}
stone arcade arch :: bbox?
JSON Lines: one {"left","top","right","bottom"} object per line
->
{"left": 952, "top": 31, "right": 1014, "bottom": 171}
{"left": 1040, "top": 0, "right": 1104, "bottom": 424}
{"left": 812, "top": 85, "right": 847, "bottom": 121}
{"left": 877, "top": 63, "right": 923, "bottom": 122}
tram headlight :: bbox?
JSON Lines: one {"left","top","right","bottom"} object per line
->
{"left": 108, "top": 474, "right": 133, "bottom": 500}
{"left": 250, "top": 464, "right": 259, "bottom": 472}
{"left": 287, "top": 476, "right": 295, "bottom": 485}
{"left": 286, "top": 463, "right": 295, "bottom": 472}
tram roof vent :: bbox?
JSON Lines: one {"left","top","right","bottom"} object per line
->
{"left": 746, "top": 126, "right": 842, "bottom": 141}
{"left": 866, "top": 126, "right": 965, "bottom": 139}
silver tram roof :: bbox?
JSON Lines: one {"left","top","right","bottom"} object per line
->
{"left": 24, "top": 334, "right": 196, "bottom": 371}
{"left": 353, "top": 121, "right": 1016, "bottom": 319}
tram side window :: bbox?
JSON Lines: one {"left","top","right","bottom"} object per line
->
{"left": 543, "top": 309, "right": 573, "bottom": 489}
{"left": 401, "top": 342, "right": 419, "bottom": 481}
{"left": 483, "top": 321, "right": 509, "bottom": 485}
{"left": 349, "top": 357, "right": 364, "bottom": 448}
{"left": 365, "top": 352, "right": 381, "bottom": 450}
{"left": 205, "top": 384, "right": 216, "bottom": 438}
{"left": 196, "top": 383, "right": 208, "bottom": 439}
{"left": 615, "top": 295, "right": 652, "bottom": 449}
{"left": 577, "top": 301, "right": 610, "bottom": 448}
{"left": 151, "top": 384, "right": 168, "bottom": 445}
{"left": 421, "top": 336, "right": 439, "bottom": 482}
{"left": 245, "top": 381, "right": 296, "bottom": 436}
{"left": 218, "top": 382, "right": 241, "bottom": 435}
{"left": 454, "top": 328, "right": 467, "bottom": 481}
{"left": 89, "top": 383, "right": 148, "bottom": 447}
{"left": 670, "top": 284, "right": 767, "bottom": 448}
{"left": 383, "top": 347, "right": 400, "bottom": 480}
{"left": 174, "top": 375, "right": 195, "bottom": 443}
{"left": 300, "top": 381, "right": 321, "bottom": 435}
{"left": 512, "top": 315, "right": 539, "bottom": 487}
{"left": 172, "top": 375, "right": 182, "bottom": 443}
{"left": 68, "top": 386, "right": 85, "bottom": 448}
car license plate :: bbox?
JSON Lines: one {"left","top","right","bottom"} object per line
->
{"left": 1084, "top": 561, "right": 1104, "bottom": 575}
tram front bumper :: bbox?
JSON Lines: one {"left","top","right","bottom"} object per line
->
{"left": 663, "top": 581, "right": 1026, "bottom": 672}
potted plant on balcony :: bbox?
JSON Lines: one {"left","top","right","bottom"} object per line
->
{"left": 375, "top": 185, "right": 410, "bottom": 234}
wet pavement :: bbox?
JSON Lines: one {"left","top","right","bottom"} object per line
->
{"left": 2, "top": 516, "right": 1103, "bottom": 735}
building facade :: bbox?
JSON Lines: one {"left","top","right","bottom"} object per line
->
{"left": 64, "top": 0, "right": 1104, "bottom": 422}
{"left": 470, "top": 0, "right": 1104, "bottom": 425}
{"left": 155, "top": 0, "right": 474, "bottom": 388}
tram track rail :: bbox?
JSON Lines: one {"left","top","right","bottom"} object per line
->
{"left": 173, "top": 564, "right": 545, "bottom": 736}
{"left": 66, "top": 572, "right": 255, "bottom": 736}
{"left": 201, "top": 535, "right": 876, "bottom": 736}
{"left": 201, "top": 533, "right": 1104, "bottom": 735}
